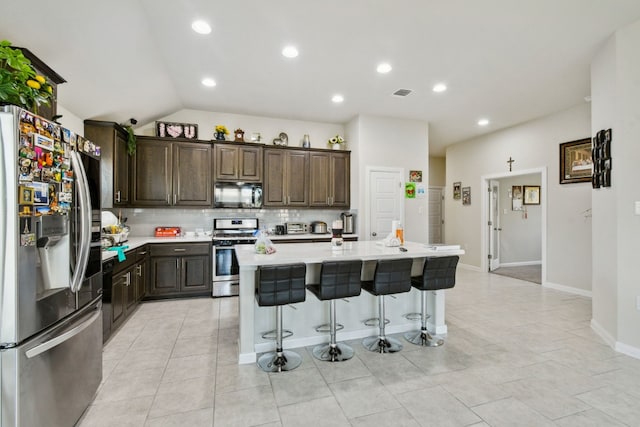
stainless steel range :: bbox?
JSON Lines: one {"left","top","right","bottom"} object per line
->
{"left": 212, "top": 218, "right": 259, "bottom": 297}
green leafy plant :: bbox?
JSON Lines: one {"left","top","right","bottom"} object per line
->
{"left": 0, "top": 40, "right": 53, "bottom": 112}
{"left": 122, "top": 124, "right": 137, "bottom": 156}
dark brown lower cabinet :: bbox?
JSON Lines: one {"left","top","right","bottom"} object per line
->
{"left": 148, "top": 243, "right": 212, "bottom": 298}
{"left": 106, "top": 246, "right": 147, "bottom": 340}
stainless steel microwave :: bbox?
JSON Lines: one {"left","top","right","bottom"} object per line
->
{"left": 214, "top": 182, "right": 263, "bottom": 209}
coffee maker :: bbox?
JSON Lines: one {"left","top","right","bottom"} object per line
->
{"left": 341, "top": 212, "right": 355, "bottom": 234}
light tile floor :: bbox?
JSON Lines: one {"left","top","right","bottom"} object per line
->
{"left": 77, "top": 268, "right": 640, "bottom": 427}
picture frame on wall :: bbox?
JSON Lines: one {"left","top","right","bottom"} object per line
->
{"left": 559, "top": 138, "right": 592, "bottom": 184}
{"left": 156, "top": 121, "right": 198, "bottom": 139}
{"left": 512, "top": 185, "right": 523, "bottom": 211}
{"left": 453, "top": 182, "right": 461, "bottom": 200}
{"left": 462, "top": 186, "right": 471, "bottom": 205}
{"left": 523, "top": 185, "right": 540, "bottom": 205}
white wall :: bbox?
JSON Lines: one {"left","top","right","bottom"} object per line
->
{"left": 591, "top": 19, "right": 640, "bottom": 355}
{"left": 429, "top": 156, "right": 446, "bottom": 187}
{"left": 348, "top": 115, "right": 429, "bottom": 243}
{"left": 497, "top": 174, "right": 542, "bottom": 264}
{"left": 137, "top": 109, "right": 344, "bottom": 151}
{"left": 446, "top": 103, "right": 592, "bottom": 292}
{"left": 57, "top": 104, "right": 84, "bottom": 136}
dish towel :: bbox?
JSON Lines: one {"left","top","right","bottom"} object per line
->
{"left": 107, "top": 245, "right": 129, "bottom": 262}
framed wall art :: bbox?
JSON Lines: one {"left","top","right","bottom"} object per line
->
{"left": 512, "top": 185, "right": 523, "bottom": 211}
{"left": 462, "top": 186, "right": 471, "bottom": 205}
{"left": 156, "top": 121, "right": 198, "bottom": 139}
{"left": 559, "top": 138, "right": 592, "bottom": 184}
{"left": 453, "top": 182, "right": 461, "bottom": 200}
{"left": 523, "top": 185, "right": 540, "bottom": 205}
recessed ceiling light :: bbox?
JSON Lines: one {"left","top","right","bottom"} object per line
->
{"left": 332, "top": 94, "right": 344, "bottom": 103}
{"left": 282, "top": 46, "right": 299, "bottom": 58}
{"left": 201, "top": 78, "right": 216, "bottom": 87}
{"left": 377, "top": 63, "right": 392, "bottom": 74}
{"left": 478, "top": 118, "right": 490, "bottom": 126}
{"left": 433, "top": 83, "right": 447, "bottom": 93}
{"left": 191, "top": 20, "right": 211, "bottom": 35}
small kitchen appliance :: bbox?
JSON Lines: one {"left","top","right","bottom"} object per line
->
{"left": 310, "top": 221, "right": 328, "bottom": 234}
{"left": 285, "top": 222, "right": 307, "bottom": 234}
{"left": 341, "top": 212, "right": 355, "bottom": 234}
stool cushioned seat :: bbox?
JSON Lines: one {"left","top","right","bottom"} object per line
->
{"left": 361, "top": 258, "right": 413, "bottom": 353}
{"left": 307, "top": 260, "right": 363, "bottom": 362}
{"left": 405, "top": 255, "right": 459, "bottom": 347}
{"left": 257, "top": 263, "right": 306, "bottom": 307}
{"left": 256, "top": 263, "right": 307, "bottom": 372}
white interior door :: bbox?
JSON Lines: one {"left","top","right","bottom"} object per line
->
{"left": 488, "top": 180, "right": 501, "bottom": 270}
{"left": 428, "top": 187, "right": 444, "bottom": 243}
{"left": 367, "top": 168, "right": 403, "bottom": 240}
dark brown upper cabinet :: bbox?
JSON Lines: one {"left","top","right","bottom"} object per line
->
{"left": 132, "top": 137, "right": 212, "bottom": 207}
{"left": 309, "top": 151, "right": 350, "bottom": 208}
{"left": 263, "top": 148, "right": 309, "bottom": 207}
{"left": 214, "top": 142, "right": 262, "bottom": 182}
{"left": 84, "top": 120, "right": 130, "bottom": 208}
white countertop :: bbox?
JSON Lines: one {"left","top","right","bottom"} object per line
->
{"left": 235, "top": 240, "right": 464, "bottom": 267}
{"left": 101, "top": 236, "right": 213, "bottom": 261}
{"left": 268, "top": 233, "right": 358, "bottom": 241}
{"left": 101, "top": 234, "right": 358, "bottom": 261}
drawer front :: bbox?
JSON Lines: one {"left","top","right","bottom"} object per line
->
{"left": 112, "top": 252, "right": 137, "bottom": 274}
{"left": 150, "top": 243, "right": 211, "bottom": 257}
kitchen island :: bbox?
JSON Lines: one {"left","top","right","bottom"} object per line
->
{"left": 235, "top": 240, "right": 464, "bottom": 364}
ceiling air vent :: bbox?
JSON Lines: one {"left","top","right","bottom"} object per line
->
{"left": 393, "top": 89, "right": 412, "bottom": 97}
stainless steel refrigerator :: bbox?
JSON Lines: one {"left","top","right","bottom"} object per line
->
{"left": 0, "top": 105, "right": 103, "bottom": 427}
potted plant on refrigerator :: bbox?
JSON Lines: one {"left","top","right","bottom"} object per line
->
{"left": 0, "top": 40, "right": 54, "bottom": 113}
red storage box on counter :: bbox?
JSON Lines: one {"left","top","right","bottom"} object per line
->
{"left": 154, "top": 226, "right": 181, "bottom": 237}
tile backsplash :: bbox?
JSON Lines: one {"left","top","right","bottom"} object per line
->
{"left": 110, "top": 208, "right": 356, "bottom": 236}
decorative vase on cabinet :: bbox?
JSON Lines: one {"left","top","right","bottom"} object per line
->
{"left": 332, "top": 143, "right": 341, "bottom": 150}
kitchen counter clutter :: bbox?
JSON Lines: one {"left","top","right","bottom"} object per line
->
{"left": 235, "top": 240, "right": 464, "bottom": 364}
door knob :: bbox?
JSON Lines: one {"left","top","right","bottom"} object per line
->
{"left": 372, "top": 232, "right": 377, "bottom": 237}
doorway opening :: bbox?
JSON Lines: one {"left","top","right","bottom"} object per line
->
{"left": 481, "top": 167, "right": 546, "bottom": 284}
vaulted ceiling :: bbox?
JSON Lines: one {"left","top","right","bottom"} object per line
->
{"left": 3, "top": 0, "right": 640, "bottom": 155}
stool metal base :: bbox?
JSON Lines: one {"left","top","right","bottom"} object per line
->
{"left": 257, "top": 350, "right": 302, "bottom": 372}
{"left": 312, "top": 342, "right": 354, "bottom": 362}
{"left": 362, "top": 336, "right": 403, "bottom": 353}
{"left": 404, "top": 329, "right": 444, "bottom": 347}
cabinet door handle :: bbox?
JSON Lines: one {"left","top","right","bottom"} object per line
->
{"left": 136, "top": 265, "right": 142, "bottom": 276}
{"left": 123, "top": 272, "right": 130, "bottom": 286}
{"left": 174, "top": 194, "right": 177, "bottom": 204}
{"left": 167, "top": 194, "right": 170, "bottom": 204}
{"left": 139, "top": 251, "right": 147, "bottom": 255}
{"left": 115, "top": 190, "right": 121, "bottom": 203}
{"left": 174, "top": 248, "right": 187, "bottom": 252}
{"left": 176, "top": 259, "right": 179, "bottom": 269}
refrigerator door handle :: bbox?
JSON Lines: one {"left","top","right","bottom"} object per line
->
{"left": 25, "top": 309, "right": 100, "bottom": 359}
{"left": 70, "top": 151, "right": 92, "bottom": 292}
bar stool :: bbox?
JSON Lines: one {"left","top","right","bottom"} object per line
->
{"left": 307, "top": 260, "right": 363, "bottom": 362}
{"left": 404, "top": 256, "right": 459, "bottom": 347}
{"left": 256, "top": 263, "right": 307, "bottom": 372}
{"left": 361, "top": 258, "right": 413, "bottom": 353}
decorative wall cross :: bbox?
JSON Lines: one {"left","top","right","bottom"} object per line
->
{"left": 507, "top": 157, "right": 515, "bottom": 172}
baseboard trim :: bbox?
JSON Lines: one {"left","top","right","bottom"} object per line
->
{"left": 499, "top": 261, "right": 542, "bottom": 267}
{"left": 616, "top": 341, "right": 640, "bottom": 360}
{"left": 543, "top": 281, "right": 592, "bottom": 298}
{"left": 238, "top": 352, "right": 257, "bottom": 365}
{"left": 591, "top": 319, "right": 640, "bottom": 360}
{"left": 458, "top": 263, "right": 482, "bottom": 272}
